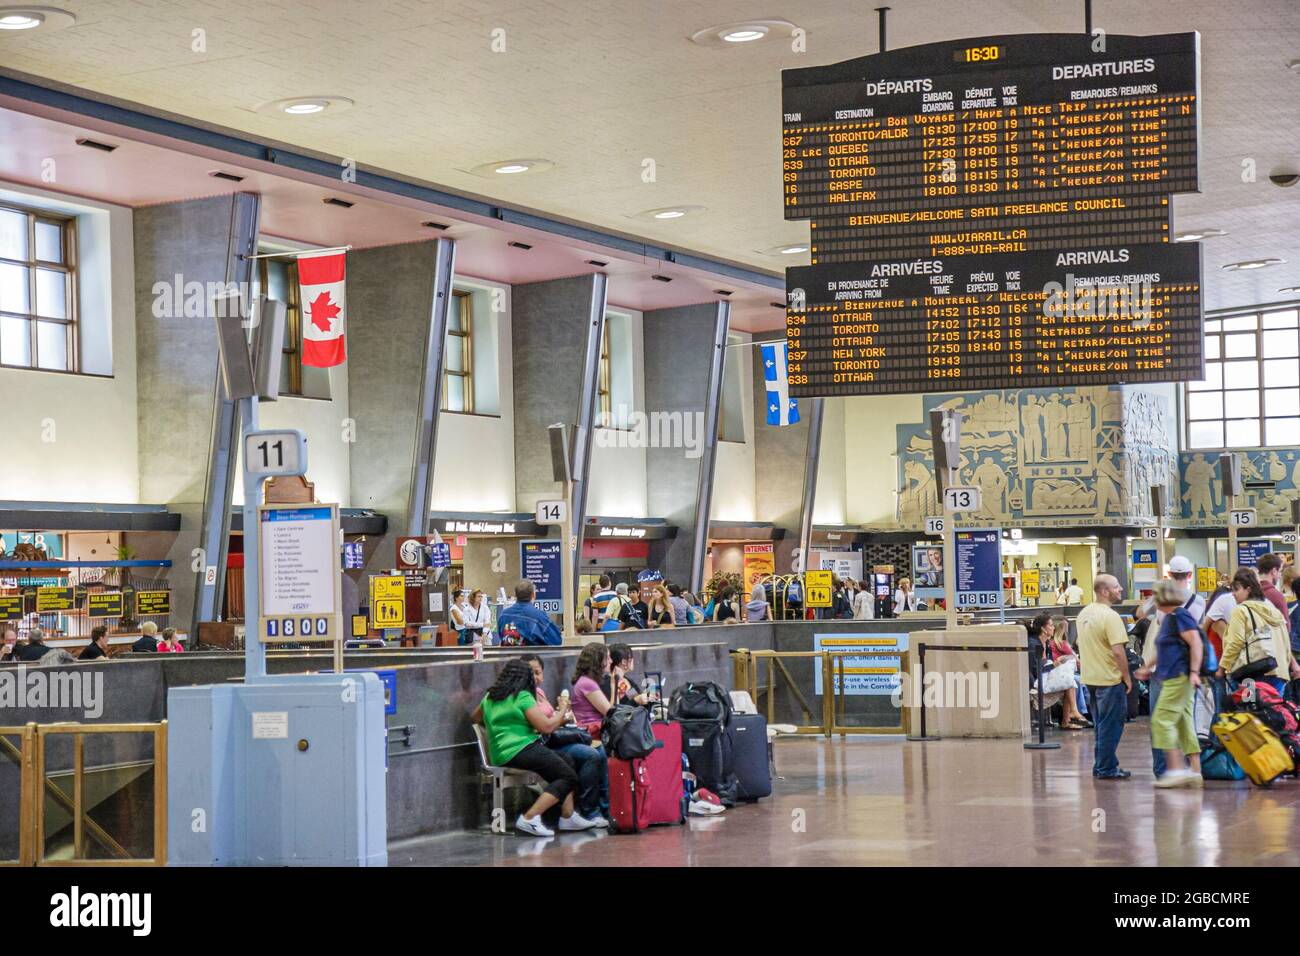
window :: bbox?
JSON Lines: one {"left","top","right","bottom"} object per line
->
{"left": 1186, "top": 307, "right": 1300, "bottom": 449}
{"left": 443, "top": 291, "right": 474, "bottom": 413}
{"left": 597, "top": 320, "right": 613, "bottom": 426}
{"left": 251, "top": 251, "right": 330, "bottom": 399}
{"left": 0, "top": 203, "right": 77, "bottom": 372}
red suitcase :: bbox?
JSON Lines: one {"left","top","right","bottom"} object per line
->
{"left": 608, "top": 756, "right": 654, "bottom": 833}
{"left": 643, "top": 721, "right": 685, "bottom": 825}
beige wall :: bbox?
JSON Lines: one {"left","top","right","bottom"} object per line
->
{"left": 843, "top": 394, "right": 923, "bottom": 526}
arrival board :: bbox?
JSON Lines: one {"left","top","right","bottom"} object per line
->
{"left": 785, "top": 243, "right": 1202, "bottom": 397}
{"left": 782, "top": 33, "right": 1200, "bottom": 223}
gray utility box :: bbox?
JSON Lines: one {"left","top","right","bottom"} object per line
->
{"left": 167, "top": 674, "right": 387, "bottom": 866}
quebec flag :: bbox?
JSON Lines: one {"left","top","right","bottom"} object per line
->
{"left": 761, "top": 341, "right": 801, "bottom": 427}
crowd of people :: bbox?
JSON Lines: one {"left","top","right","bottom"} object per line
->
{"left": 0, "top": 619, "right": 182, "bottom": 663}
{"left": 1043, "top": 552, "right": 1300, "bottom": 789}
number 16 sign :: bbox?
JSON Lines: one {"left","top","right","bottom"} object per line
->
{"left": 244, "top": 429, "right": 308, "bottom": 478}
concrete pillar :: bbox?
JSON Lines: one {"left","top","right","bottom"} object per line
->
{"left": 1099, "top": 533, "right": 1129, "bottom": 594}
{"left": 642, "top": 303, "right": 726, "bottom": 584}
{"left": 132, "top": 194, "right": 258, "bottom": 631}
{"left": 346, "top": 241, "right": 446, "bottom": 576}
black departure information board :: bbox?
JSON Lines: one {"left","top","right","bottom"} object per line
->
{"left": 786, "top": 244, "right": 1202, "bottom": 396}
{"left": 780, "top": 32, "right": 1203, "bottom": 397}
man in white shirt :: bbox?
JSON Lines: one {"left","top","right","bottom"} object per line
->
{"left": 1064, "top": 578, "right": 1085, "bottom": 604}
{"left": 852, "top": 586, "right": 875, "bottom": 620}
{"left": 1134, "top": 555, "right": 1206, "bottom": 778}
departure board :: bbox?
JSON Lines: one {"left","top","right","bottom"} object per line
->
{"left": 785, "top": 243, "right": 1203, "bottom": 396}
{"left": 782, "top": 33, "right": 1199, "bottom": 223}
{"left": 781, "top": 32, "right": 1203, "bottom": 397}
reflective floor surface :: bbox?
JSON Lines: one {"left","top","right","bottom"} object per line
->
{"left": 390, "top": 721, "right": 1300, "bottom": 866}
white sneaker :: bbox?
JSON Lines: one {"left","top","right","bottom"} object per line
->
{"left": 587, "top": 815, "right": 610, "bottom": 829}
{"left": 515, "top": 814, "right": 555, "bottom": 837}
{"left": 1154, "top": 770, "right": 1196, "bottom": 789}
{"left": 689, "top": 799, "right": 725, "bottom": 815}
{"left": 558, "top": 812, "right": 599, "bottom": 831}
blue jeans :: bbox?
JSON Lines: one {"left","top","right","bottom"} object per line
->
{"left": 1149, "top": 677, "right": 1165, "bottom": 777}
{"left": 1074, "top": 675, "right": 1089, "bottom": 716}
{"left": 1087, "top": 683, "right": 1128, "bottom": 777}
{"left": 555, "top": 742, "right": 607, "bottom": 818}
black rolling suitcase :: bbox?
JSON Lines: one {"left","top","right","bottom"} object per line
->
{"left": 726, "top": 713, "right": 772, "bottom": 801}
{"left": 679, "top": 718, "right": 738, "bottom": 806}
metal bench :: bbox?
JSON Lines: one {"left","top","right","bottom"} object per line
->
{"left": 472, "top": 723, "right": 541, "bottom": 824}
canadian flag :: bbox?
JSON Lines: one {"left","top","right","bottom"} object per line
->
{"left": 298, "top": 252, "right": 347, "bottom": 367}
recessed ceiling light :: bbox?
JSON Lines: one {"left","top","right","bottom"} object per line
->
{"left": 689, "top": 19, "right": 797, "bottom": 47}
{"left": 1222, "top": 258, "right": 1285, "bottom": 271}
{"left": 0, "top": 6, "right": 74, "bottom": 33}
{"left": 508, "top": 241, "right": 532, "bottom": 251}
{"left": 254, "top": 95, "right": 354, "bottom": 117}
{"left": 633, "top": 205, "right": 706, "bottom": 222}
{"left": 75, "top": 138, "right": 117, "bottom": 153}
{"left": 322, "top": 197, "right": 354, "bottom": 209}
{"left": 0, "top": 12, "right": 39, "bottom": 28}
{"left": 210, "top": 170, "right": 245, "bottom": 183}
{"left": 1174, "top": 229, "right": 1226, "bottom": 242}
{"left": 586, "top": 259, "right": 609, "bottom": 268}
{"left": 466, "top": 158, "right": 555, "bottom": 178}
{"left": 422, "top": 221, "right": 449, "bottom": 230}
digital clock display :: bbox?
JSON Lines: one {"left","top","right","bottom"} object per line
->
{"left": 955, "top": 45, "right": 1002, "bottom": 63}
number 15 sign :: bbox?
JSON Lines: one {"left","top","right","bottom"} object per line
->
{"left": 244, "top": 429, "right": 308, "bottom": 478}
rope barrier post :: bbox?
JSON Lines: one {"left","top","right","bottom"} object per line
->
{"left": 907, "top": 641, "right": 940, "bottom": 741}
{"left": 1024, "top": 635, "right": 1061, "bottom": 750}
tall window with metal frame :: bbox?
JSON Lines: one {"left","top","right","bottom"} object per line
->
{"left": 1185, "top": 306, "right": 1300, "bottom": 450}
{"left": 251, "top": 250, "right": 330, "bottom": 399}
{"left": 443, "top": 290, "right": 474, "bottom": 413}
{"left": 596, "top": 319, "right": 612, "bottom": 427}
{"left": 0, "top": 202, "right": 78, "bottom": 372}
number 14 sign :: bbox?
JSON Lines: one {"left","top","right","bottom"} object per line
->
{"left": 244, "top": 429, "right": 308, "bottom": 478}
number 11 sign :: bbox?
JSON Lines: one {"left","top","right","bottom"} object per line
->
{"left": 244, "top": 429, "right": 308, "bottom": 478}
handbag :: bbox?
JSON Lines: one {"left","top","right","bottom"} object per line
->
{"left": 1230, "top": 606, "right": 1278, "bottom": 682}
{"left": 544, "top": 726, "right": 593, "bottom": 749}
{"left": 1040, "top": 657, "right": 1077, "bottom": 695}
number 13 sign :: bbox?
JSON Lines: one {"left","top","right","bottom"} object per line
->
{"left": 244, "top": 429, "right": 308, "bottom": 478}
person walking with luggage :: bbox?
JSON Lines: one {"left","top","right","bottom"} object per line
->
{"left": 1077, "top": 574, "right": 1134, "bottom": 779}
{"left": 1134, "top": 556, "right": 1205, "bottom": 777}
{"left": 1217, "top": 568, "right": 1300, "bottom": 695}
{"left": 1133, "top": 580, "right": 1204, "bottom": 788}
{"left": 471, "top": 659, "right": 600, "bottom": 837}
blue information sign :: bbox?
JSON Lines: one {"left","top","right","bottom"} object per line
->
{"left": 428, "top": 542, "right": 451, "bottom": 569}
{"left": 1131, "top": 548, "right": 1159, "bottom": 565}
{"left": 520, "top": 539, "right": 563, "bottom": 614}
{"left": 1237, "top": 539, "right": 1272, "bottom": 569}
{"left": 955, "top": 529, "right": 1001, "bottom": 609}
{"left": 342, "top": 541, "right": 365, "bottom": 570}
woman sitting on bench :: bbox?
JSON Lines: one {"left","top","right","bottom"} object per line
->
{"left": 472, "top": 659, "right": 601, "bottom": 838}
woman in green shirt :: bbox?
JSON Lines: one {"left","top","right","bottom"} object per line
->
{"left": 472, "top": 658, "right": 599, "bottom": 837}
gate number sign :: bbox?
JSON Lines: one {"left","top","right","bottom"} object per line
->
{"left": 244, "top": 429, "right": 308, "bottom": 478}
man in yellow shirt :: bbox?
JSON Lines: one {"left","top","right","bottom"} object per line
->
{"left": 1076, "top": 574, "right": 1133, "bottom": 779}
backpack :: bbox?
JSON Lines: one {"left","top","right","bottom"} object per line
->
{"left": 602, "top": 704, "right": 657, "bottom": 759}
{"left": 1231, "top": 605, "right": 1279, "bottom": 682}
{"left": 668, "top": 681, "right": 732, "bottom": 726}
{"left": 785, "top": 581, "right": 802, "bottom": 605}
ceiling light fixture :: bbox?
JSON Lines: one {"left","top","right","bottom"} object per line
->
{"left": 1278, "top": 286, "right": 1300, "bottom": 294}
{"left": 689, "top": 19, "right": 797, "bottom": 48}
{"left": 1289, "top": 58, "right": 1300, "bottom": 72}
{"left": 421, "top": 221, "right": 449, "bottom": 230}
{"left": 0, "top": 12, "right": 40, "bottom": 28}
{"left": 586, "top": 259, "right": 609, "bottom": 268}
{"left": 634, "top": 205, "right": 706, "bottom": 222}
{"left": 75, "top": 138, "right": 117, "bottom": 153}
{"left": 1174, "top": 229, "right": 1226, "bottom": 242}
{"left": 508, "top": 241, "right": 532, "bottom": 251}
{"left": 0, "top": 6, "right": 75, "bottom": 33}
{"left": 209, "top": 170, "right": 245, "bottom": 183}
{"left": 322, "top": 197, "right": 354, "bottom": 209}
{"left": 1222, "top": 258, "right": 1285, "bottom": 271}
{"left": 254, "top": 95, "right": 354, "bottom": 117}
{"left": 467, "top": 158, "right": 555, "bottom": 178}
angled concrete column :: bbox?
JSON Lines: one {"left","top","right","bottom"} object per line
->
{"left": 643, "top": 303, "right": 729, "bottom": 585}
{"left": 347, "top": 241, "right": 451, "bottom": 575}
{"left": 511, "top": 274, "right": 607, "bottom": 582}
{"left": 405, "top": 239, "right": 457, "bottom": 537}
{"left": 132, "top": 193, "right": 260, "bottom": 633}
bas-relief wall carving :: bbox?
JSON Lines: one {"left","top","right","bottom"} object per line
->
{"left": 895, "top": 386, "right": 1179, "bottom": 527}
{"left": 1178, "top": 449, "right": 1300, "bottom": 525}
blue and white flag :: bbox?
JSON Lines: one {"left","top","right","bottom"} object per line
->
{"left": 761, "top": 341, "right": 801, "bottom": 427}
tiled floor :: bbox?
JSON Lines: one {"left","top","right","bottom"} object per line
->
{"left": 389, "top": 721, "right": 1300, "bottom": 866}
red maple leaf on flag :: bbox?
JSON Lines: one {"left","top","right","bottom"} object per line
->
{"left": 307, "top": 291, "right": 340, "bottom": 333}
